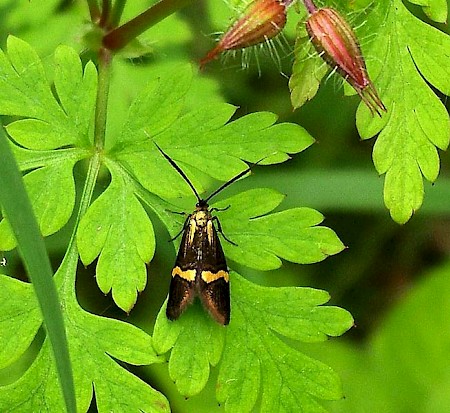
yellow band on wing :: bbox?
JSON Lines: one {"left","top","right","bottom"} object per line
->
{"left": 172, "top": 266, "right": 196, "bottom": 281}
{"left": 201, "top": 270, "right": 229, "bottom": 283}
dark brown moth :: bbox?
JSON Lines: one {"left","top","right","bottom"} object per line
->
{"left": 156, "top": 143, "right": 251, "bottom": 325}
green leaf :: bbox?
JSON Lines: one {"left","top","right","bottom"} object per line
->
{"left": 0, "top": 38, "right": 94, "bottom": 249}
{"left": 0, "top": 0, "right": 85, "bottom": 57}
{"left": 77, "top": 165, "right": 155, "bottom": 312}
{"left": 356, "top": 0, "right": 450, "bottom": 223}
{"left": 112, "top": 65, "right": 314, "bottom": 200}
{"left": 289, "top": 28, "right": 328, "bottom": 109}
{"left": 0, "top": 36, "right": 59, "bottom": 121}
{"left": 289, "top": 2, "right": 450, "bottom": 223}
{"left": 213, "top": 189, "right": 345, "bottom": 270}
{"left": 0, "top": 126, "right": 76, "bottom": 413}
{"left": 0, "top": 275, "right": 41, "bottom": 369}
{"left": 0, "top": 37, "right": 95, "bottom": 149}
{"left": 95, "top": 64, "right": 316, "bottom": 311}
{"left": 53, "top": 46, "right": 97, "bottom": 147}
{"left": 110, "top": 64, "right": 192, "bottom": 150}
{"left": 217, "top": 274, "right": 353, "bottom": 413}
{"left": 0, "top": 254, "right": 169, "bottom": 412}
{"left": 406, "top": 0, "right": 448, "bottom": 23}
{"left": 153, "top": 273, "right": 353, "bottom": 411}
{"left": 153, "top": 301, "right": 225, "bottom": 397}
{"left": 0, "top": 157, "right": 80, "bottom": 251}
{"left": 0, "top": 37, "right": 95, "bottom": 150}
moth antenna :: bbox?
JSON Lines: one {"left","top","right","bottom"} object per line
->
{"left": 154, "top": 142, "right": 202, "bottom": 203}
{"left": 205, "top": 166, "right": 251, "bottom": 203}
{"left": 205, "top": 154, "right": 273, "bottom": 203}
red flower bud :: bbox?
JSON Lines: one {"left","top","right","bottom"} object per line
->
{"left": 200, "top": 0, "right": 288, "bottom": 67}
{"left": 305, "top": 5, "right": 386, "bottom": 116}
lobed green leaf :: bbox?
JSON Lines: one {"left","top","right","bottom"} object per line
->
{"left": 217, "top": 273, "right": 354, "bottom": 413}
{"left": 111, "top": 64, "right": 192, "bottom": 150}
{"left": 406, "top": 0, "right": 448, "bottom": 23}
{"left": 98, "top": 64, "right": 317, "bottom": 311}
{"left": 152, "top": 272, "right": 353, "bottom": 410}
{"left": 0, "top": 38, "right": 94, "bottom": 150}
{"left": 214, "top": 189, "right": 345, "bottom": 270}
{"left": 112, "top": 67, "right": 314, "bottom": 200}
{"left": 0, "top": 274, "right": 41, "bottom": 369}
{"left": 0, "top": 39, "right": 95, "bottom": 249}
{"left": 77, "top": 166, "right": 155, "bottom": 312}
{"left": 0, "top": 159, "right": 78, "bottom": 251}
{"left": 357, "top": 0, "right": 450, "bottom": 223}
{"left": 289, "top": 29, "right": 328, "bottom": 109}
{"left": 0, "top": 36, "right": 60, "bottom": 120}
{"left": 153, "top": 302, "right": 225, "bottom": 397}
{"left": 289, "top": 1, "right": 450, "bottom": 223}
{"left": 0, "top": 259, "right": 168, "bottom": 412}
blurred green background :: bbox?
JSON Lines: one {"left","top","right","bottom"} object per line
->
{"left": 1, "top": 1, "right": 450, "bottom": 412}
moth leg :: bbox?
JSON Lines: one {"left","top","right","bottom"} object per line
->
{"left": 210, "top": 204, "right": 231, "bottom": 213}
{"left": 212, "top": 216, "right": 237, "bottom": 246}
{"left": 169, "top": 215, "right": 190, "bottom": 242}
{"left": 165, "top": 208, "right": 187, "bottom": 216}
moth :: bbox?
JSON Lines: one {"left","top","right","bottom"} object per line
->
{"left": 156, "top": 144, "right": 251, "bottom": 325}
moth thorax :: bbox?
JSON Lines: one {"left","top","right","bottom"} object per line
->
{"left": 194, "top": 210, "right": 210, "bottom": 227}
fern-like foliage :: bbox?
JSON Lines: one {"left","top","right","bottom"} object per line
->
{"left": 290, "top": 0, "right": 450, "bottom": 223}
{"left": 0, "top": 37, "right": 353, "bottom": 412}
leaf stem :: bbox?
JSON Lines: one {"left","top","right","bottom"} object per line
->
{"left": 99, "top": 0, "right": 112, "bottom": 27}
{"left": 93, "top": 47, "right": 112, "bottom": 151}
{"left": 87, "top": 0, "right": 101, "bottom": 22}
{"left": 303, "top": 0, "right": 317, "bottom": 13}
{"left": 103, "top": 0, "right": 194, "bottom": 51}
{"left": 110, "top": 0, "right": 127, "bottom": 27}
{"left": 59, "top": 151, "right": 101, "bottom": 295}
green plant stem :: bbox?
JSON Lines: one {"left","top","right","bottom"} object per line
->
{"left": 110, "top": 0, "right": 127, "bottom": 27}
{"left": 0, "top": 127, "right": 76, "bottom": 413}
{"left": 103, "top": 0, "right": 194, "bottom": 51}
{"left": 87, "top": 0, "right": 101, "bottom": 22}
{"left": 93, "top": 47, "right": 112, "bottom": 151}
{"left": 60, "top": 152, "right": 101, "bottom": 295}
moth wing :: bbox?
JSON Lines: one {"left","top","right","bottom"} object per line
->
{"left": 202, "top": 220, "right": 227, "bottom": 269}
{"left": 199, "top": 222, "right": 230, "bottom": 325}
{"left": 166, "top": 220, "right": 197, "bottom": 321}
{"left": 166, "top": 275, "right": 195, "bottom": 321}
{"left": 199, "top": 277, "right": 230, "bottom": 325}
